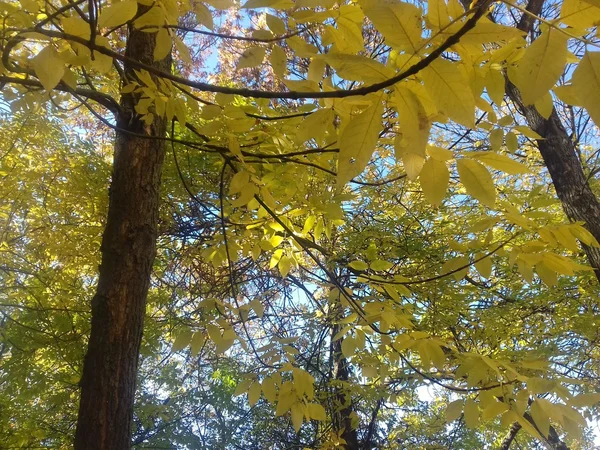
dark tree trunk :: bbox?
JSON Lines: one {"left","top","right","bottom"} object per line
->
{"left": 74, "top": 19, "right": 171, "bottom": 450}
{"left": 331, "top": 323, "right": 360, "bottom": 450}
{"left": 505, "top": 84, "right": 600, "bottom": 283}
{"left": 504, "top": 0, "right": 600, "bottom": 283}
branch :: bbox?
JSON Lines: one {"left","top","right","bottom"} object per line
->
{"left": 4, "top": 1, "right": 493, "bottom": 100}
{"left": 0, "top": 75, "right": 120, "bottom": 113}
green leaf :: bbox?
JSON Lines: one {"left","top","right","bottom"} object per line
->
{"left": 370, "top": 260, "right": 393, "bottom": 271}
{"left": 349, "top": 260, "right": 369, "bottom": 271}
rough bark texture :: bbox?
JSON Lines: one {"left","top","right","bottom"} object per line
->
{"left": 331, "top": 323, "right": 360, "bottom": 450}
{"left": 505, "top": 83, "right": 600, "bottom": 282}
{"left": 74, "top": 21, "right": 171, "bottom": 450}
{"left": 504, "top": 0, "right": 600, "bottom": 283}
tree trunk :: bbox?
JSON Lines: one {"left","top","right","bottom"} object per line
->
{"left": 330, "top": 323, "right": 360, "bottom": 450}
{"left": 505, "top": 84, "right": 600, "bottom": 282}
{"left": 74, "top": 20, "right": 171, "bottom": 450}
{"left": 504, "top": 0, "right": 600, "bottom": 283}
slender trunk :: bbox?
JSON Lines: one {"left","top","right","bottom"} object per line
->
{"left": 504, "top": 0, "right": 600, "bottom": 282}
{"left": 74, "top": 19, "right": 171, "bottom": 449}
{"left": 330, "top": 323, "right": 360, "bottom": 450}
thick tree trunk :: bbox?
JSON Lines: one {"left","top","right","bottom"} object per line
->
{"left": 504, "top": 0, "right": 600, "bottom": 283}
{"left": 74, "top": 20, "right": 171, "bottom": 450}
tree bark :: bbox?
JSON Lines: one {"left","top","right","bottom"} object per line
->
{"left": 330, "top": 323, "right": 360, "bottom": 450}
{"left": 74, "top": 19, "right": 171, "bottom": 450}
{"left": 504, "top": 0, "right": 600, "bottom": 283}
{"left": 505, "top": 84, "right": 600, "bottom": 282}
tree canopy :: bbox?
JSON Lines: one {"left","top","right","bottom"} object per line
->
{"left": 1, "top": 0, "right": 600, "bottom": 448}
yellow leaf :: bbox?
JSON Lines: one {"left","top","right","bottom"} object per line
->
{"left": 195, "top": 2, "right": 214, "bottom": 30}
{"left": 427, "top": 0, "right": 450, "bottom": 29}
{"left": 248, "top": 380, "right": 261, "bottom": 406}
{"left": 190, "top": 331, "right": 205, "bottom": 356}
{"left": 534, "top": 92, "right": 554, "bottom": 119}
{"left": 337, "top": 99, "right": 384, "bottom": 187}
{"left": 262, "top": 376, "right": 277, "bottom": 403}
{"left": 457, "top": 159, "right": 496, "bottom": 207}
{"left": 62, "top": 16, "right": 91, "bottom": 39}
{"left": 134, "top": 6, "right": 165, "bottom": 29}
{"left": 270, "top": 248, "right": 283, "bottom": 269}
{"left": 171, "top": 330, "right": 193, "bottom": 352}
{"left": 572, "top": 51, "right": 600, "bottom": 127}
{"left": 270, "top": 45, "right": 287, "bottom": 78}
{"left": 98, "top": 0, "right": 138, "bottom": 28}
{"left": 153, "top": 28, "right": 172, "bottom": 61}
{"left": 569, "top": 393, "right": 600, "bottom": 408}
{"left": 474, "top": 255, "right": 493, "bottom": 278}
{"left": 308, "top": 403, "right": 326, "bottom": 421}
{"left": 441, "top": 256, "right": 469, "bottom": 280}
{"left": 560, "top": 0, "right": 600, "bottom": 29}
{"left": 464, "top": 399, "right": 480, "bottom": 429}
{"left": 266, "top": 14, "right": 286, "bottom": 34}
{"left": 471, "top": 152, "right": 529, "bottom": 174}
{"left": 427, "top": 145, "right": 453, "bottom": 161}
{"left": 482, "top": 401, "right": 509, "bottom": 421}
{"left": 421, "top": 59, "right": 475, "bottom": 127}
{"left": 485, "top": 66, "right": 505, "bottom": 106}
{"left": 291, "top": 402, "right": 304, "bottom": 432}
{"left": 32, "top": 46, "right": 65, "bottom": 91}
{"left": 505, "top": 130, "right": 519, "bottom": 151}
{"left": 233, "top": 379, "right": 253, "bottom": 397}
{"left": 553, "top": 84, "right": 583, "bottom": 106}
{"left": 279, "top": 255, "right": 292, "bottom": 277}
{"left": 536, "top": 261, "right": 557, "bottom": 286}
{"left": 341, "top": 336, "right": 356, "bottom": 358}
{"left": 530, "top": 400, "right": 550, "bottom": 437}
{"left": 393, "top": 86, "right": 431, "bottom": 179}
{"left": 419, "top": 157, "right": 449, "bottom": 207}
{"left": 460, "top": 18, "right": 524, "bottom": 46}
{"left": 238, "top": 46, "right": 266, "bottom": 69}
{"left": 445, "top": 399, "right": 463, "bottom": 423}
{"left": 511, "top": 28, "right": 568, "bottom": 106}
{"left": 362, "top": 1, "right": 423, "bottom": 53}
{"left": 321, "top": 54, "right": 394, "bottom": 83}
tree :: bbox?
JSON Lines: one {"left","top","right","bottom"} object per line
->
{"left": 1, "top": 0, "right": 600, "bottom": 448}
